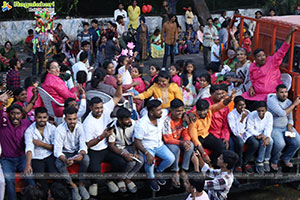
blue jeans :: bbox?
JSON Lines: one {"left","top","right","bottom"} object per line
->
{"left": 0, "top": 155, "right": 34, "bottom": 200}
{"left": 166, "top": 142, "right": 194, "bottom": 171}
{"left": 162, "top": 44, "right": 174, "bottom": 68}
{"left": 231, "top": 135, "right": 259, "bottom": 166}
{"left": 144, "top": 144, "right": 175, "bottom": 179}
{"left": 256, "top": 137, "right": 274, "bottom": 163}
{"left": 271, "top": 126, "right": 300, "bottom": 164}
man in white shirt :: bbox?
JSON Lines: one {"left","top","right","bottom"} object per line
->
{"left": 114, "top": 2, "right": 128, "bottom": 23}
{"left": 134, "top": 100, "right": 175, "bottom": 192}
{"left": 64, "top": 96, "right": 86, "bottom": 122}
{"left": 210, "top": 36, "right": 220, "bottom": 65}
{"left": 73, "top": 51, "right": 91, "bottom": 84}
{"left": 108, "top": 107, "right": 144, "bottom": 193}
{"left": 227, "top": 96, "right": 259, "bottom": 173}
{"left": 54, "top": 106, "right": 90, "bottom": 200}
{"left": 116, "top": 15, "right": 127, "bottom": 49}
{"left": 84, "top": 75, "right": 123, "bottom": 196}
{"left": 246, "top": 101, "right": 273, "bottom": 174}
{"left": 203, "top": 18, "right": 218, "bottom": 67}
{"left": 24, "top": 107, "right": 58, "bottom": 191}
{"left": 76, "top": 41, "right": 93, "bottom": 80}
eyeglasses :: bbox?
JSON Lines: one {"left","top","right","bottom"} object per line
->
{"left": 50, "top": 65, "right": 61, "bottom": 70}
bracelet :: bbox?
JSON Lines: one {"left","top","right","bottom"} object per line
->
{"left": 97, "top": 135, "right": 103, "bottom": 141}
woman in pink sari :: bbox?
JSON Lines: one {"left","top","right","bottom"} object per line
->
{"left": 242, "top": 27, "right": 296, "bottom": 110}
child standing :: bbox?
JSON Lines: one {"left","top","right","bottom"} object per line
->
{"left": 246, "top": 101, "right": 273, "bottom": 174}
{"left": 131, "top": 66, "right": 146, "bottom": 93}
{"left": 181, "top": 61, "right": 197, "bottom": 107}
{"left": 210, "top": 36, "right": 220, "bottom": 66}
{"left": 242, "top": 31, "right": 252, "bottom": 55}
{"left": 169, "top": 64, "right": 181, "bottom": 87}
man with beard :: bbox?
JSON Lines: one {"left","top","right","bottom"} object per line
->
{"left": 83, "top": 74, "right": 124, "bottom": 196}
{"left": 54, "top": 106, "right": 90, "bottom": 200}
{"left": 108, "top": 107, "right": 144, "bottom": 193}
{"left": 163, "top": 99, "right": 193, "bottom": 188}
{"left": 189, "top": 91, "right": 235, "bottom": 166}
{"left": 0, "top": 91, "right": 34, "bottom": 200}
{"left": 267, "top": 84, "right": 300, "bottom": 171}
{"left": 24, "top": 107, "right": 58, "bottom": 191}
{"left": 134, "top": 100, "right": 175, "bottom": 192}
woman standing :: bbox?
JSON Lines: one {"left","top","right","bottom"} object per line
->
{"left": 136, "top": 16, "right": 149, "bottom": 66}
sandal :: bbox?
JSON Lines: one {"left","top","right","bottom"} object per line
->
{"left": 284, "top": 162, "right": 293, "bottom": 168}
{"left": 117, "top": 181, "right": 127, "bottom": 193}
{"left": 106, "top": 181, "right": 119, "bottom": 193}
{"left": 271, "top": 163, "right": 279, "bottom": 171}
{"left": 127, "top": 181, "right": 137, "bottom": 193}
{"left": 171, "top": 173, "right": 181, "bottom": 188}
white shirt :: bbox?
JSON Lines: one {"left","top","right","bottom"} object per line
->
{"left": 108, "top": 120, "right": 136, "bottom": 150}
{"left": 219, "top": 16, "right": 226, "bottom": 25}
{"left": 65, "top": 70, "right": 75, "bottom": 90}
{"left": 118, "top": 65, "right": 133, "bottom": 91}
{"left": 186, "top": 192, "right": 209, "bottom": 200}
{"left": 211, "top": 43, "right": 220, "bottom": 62}
{"left": 114, "top": 9, "right": 128, "bottom": 21}
{"left": 134, "top": 110, "right": 168, "bottom": 149}
{"left": 78, "top": 98, "right": 87, "bottom": 120}
{"left": 228, "top": 108, "right": 251, "bottom": 142}
{"left": 203, "top": 25, "right": 218, "bottom": 47}
{"left": 76, "top": 50, "right": 92, "bottom": 81}
{"left": 117, "top": 23, "right": 125, "bottom": 38}
{"left": 83, "top": 99, "right": 115, "bottom": 151}
{"left": 25, "top": 122, "right": 56, "bottom": 160}
{"left": 246, "top": 111, "right": 273, "bottom": 138}
{"left": 72, "top": 61, "right": 88, "bottom": 85}
{"left": 54, "top": 121, "right": 87, "bottom": 158}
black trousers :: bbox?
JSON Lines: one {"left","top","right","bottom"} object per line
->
{"left": 199, "top": 133, "right": 226, "bottom": 165}
{"left": 32, "top": 51, "right": 45, "bottom": 75}
{"left": 88, "top": 148, "right": 127, "bottom": 183}
{"left": 31, "top": 155, "right": 58, "bottom": 191}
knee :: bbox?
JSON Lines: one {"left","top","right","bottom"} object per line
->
{"left": 81, "top": 154, "right": 90, "bottom": 166}
{"left": 167, "top": 153, "right": 176, "bottom": 165}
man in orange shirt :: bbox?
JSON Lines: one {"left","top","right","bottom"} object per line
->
{"left": 163, "top": 99, "right": 193, "bottom": 188}
{"left": 189, "top": 91, "right": 235, "bottom": 165}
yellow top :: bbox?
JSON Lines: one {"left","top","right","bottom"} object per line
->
{"left": 138, "top": 83, "right": 183, "bottom": 109}
{"left": 127, "top": 5, "right": 141, "bottom": 29}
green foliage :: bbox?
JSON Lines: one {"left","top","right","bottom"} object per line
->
{"left": 263, "top": 0, "right": 299, "bottom": 15}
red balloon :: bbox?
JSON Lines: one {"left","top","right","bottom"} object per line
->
{"left": 142, "top": 5, "right": 148, "bottom": 13}
{"left": 147, "top": 5, "right": 152, "bottom": 13}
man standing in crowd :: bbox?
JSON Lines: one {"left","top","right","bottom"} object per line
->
{"left": 203, "top": 18, "right": 218, "bottom": 67}
{"left": 267, "top": 84, "right": 300, "bottom": 171}
{"left": 84, "top": 75, "right": 124, "bottom": 196}
{"left": 88, "top": 19, "right": 100, "bottom": 58}
{"left": 134, "top": 100, "right": 175, "bottom": 192}
{"left": 78, "top": 22, "right": 93, "bottom": 63}
{"left": 24, "top": 107, "right": 58, "bottom": 191}
{"left": 161, "top": 13, "right": 178, "bottom": 68}
{"left": 108, "top": 107, "right": 144, "bottom": 193}
{"left": 114, "top": 2, "right": 128, "bottom": 27}
{"left": 0, "top": 95, "right": 34, "bottom": 200}
{"left": 54, "top": 106, "right": 90, "bottom": 200}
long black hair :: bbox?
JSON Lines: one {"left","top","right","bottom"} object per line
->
{"left": 90, "top": 68, "right": 107, "bottom": 88}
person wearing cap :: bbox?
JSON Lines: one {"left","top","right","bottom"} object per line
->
{"left": 163, "top": 99, "right": 194, "bottom": 188}
{"left": 210, "top": 36, "right": 220, "bottom": 67}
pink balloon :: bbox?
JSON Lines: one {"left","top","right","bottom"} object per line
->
{"left": 142, "top": 5, "right": 148, "bottom": 14}
{"left": 147, "top": 5, "right": 152, "bottom": 13}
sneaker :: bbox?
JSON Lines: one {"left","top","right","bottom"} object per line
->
{"left": 256, "top": 162, "right": 265, "bottom": 174}
{"left": 78, "top": 185, "right": 90, "bottom": 200}
{"left": 106, "top": 181, "right": 119, "bottom": 193}
{"left": 156, "top": 178, "right": 166, "bottom": 186}
{"left": 148, "top": 179, "right": 160, "bottom": 192}
{"left": 89, "top": 183, "right": 98, "bottom": 196}
{"left": 243, "top": 164, "right": 254, "bottom": 174}
{"left": 234, "top": 166, "right": 243, "bottom": 173}
{"left": 71, "top": 187, "right": 82, "bottom": 200}
{"left": 264, "top": 161, "right": 270, "bottom": 172}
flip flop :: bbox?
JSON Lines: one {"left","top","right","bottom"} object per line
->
{"left": 284, "top": 162, "right": 293, "bottom": 168}
{"left": 171, "top": 174, "right": 180, "bottom": 188}
{"left": 117, "top": 181, "right": 127, "bottom": 193}
{"left": 127, "top": 181, "right": 137, "bottom": 193}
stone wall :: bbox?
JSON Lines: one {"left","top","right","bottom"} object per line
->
{"left": 0, "top": 8, "right": 261, "bottom": 45}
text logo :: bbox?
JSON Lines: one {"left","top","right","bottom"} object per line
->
{"left": 2, "top": 1, "right": 12, "bottom": 12}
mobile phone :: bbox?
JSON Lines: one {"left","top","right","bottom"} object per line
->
{"left": 106, "top": 120, "right": 115, "bottom": 131}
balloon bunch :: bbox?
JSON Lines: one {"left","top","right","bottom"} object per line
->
{"left": 116, "top": 42, "right": 135, "bottom": 61}
{"left": 142, "top": 4, "right": 152, "bottom": 13}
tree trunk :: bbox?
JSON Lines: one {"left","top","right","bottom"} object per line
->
{"left": 191, "top": 0, "right": 211, "bottom": 25}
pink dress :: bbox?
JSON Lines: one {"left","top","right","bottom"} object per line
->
{"left": 42, "top": 73, "right": 77, "bottom": 117}
{"left": 242, "top": 42, "right": 290, "bottom": 102}
{"left": 133, "top": 77, "right": 146, "bottom": 93}
{"left": 172, "top": 75, "right": 181, "bottom": 87}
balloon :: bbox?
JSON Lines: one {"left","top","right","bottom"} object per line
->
{"left": 142, "top": 5, "right": 148, "bottom": 13}
{"left": 147, "top": 5, "right": 152, "bottom": 13}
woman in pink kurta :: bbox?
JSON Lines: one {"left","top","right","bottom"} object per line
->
{"left": 242, "top": 40, "right": 291, "bottom": 102}
{"left": 41, "top": 61, "right": 77, "bottom": 117}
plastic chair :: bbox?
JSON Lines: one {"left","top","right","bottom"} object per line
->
{"left": 85, "top": 90, "right": 112, "bottom": 103}
{"left": 281, "top": 73, "right": 292, "bottom": 91}
{"left": 37, "top": 87, "right": 64, "bottom": 124}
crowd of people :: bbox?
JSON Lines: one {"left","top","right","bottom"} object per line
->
{"left": 0, "top": 1, "right": 300, "bottom": 200}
